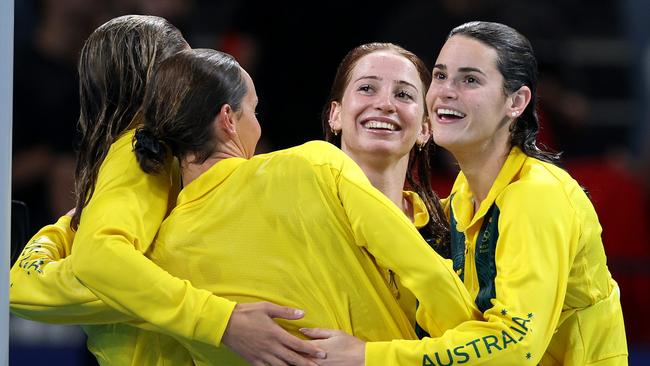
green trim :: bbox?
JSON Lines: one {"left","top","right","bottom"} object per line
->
{"left": 449, "top": 197, "right": 500, "bottom": 313}
{"left": 449, "top": 194, "right": 466, "bottom": 281}
{"left": 475, "top": 205, "right": 500, "bottom": 312}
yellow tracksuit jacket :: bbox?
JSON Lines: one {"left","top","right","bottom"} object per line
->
{"left": 146, "top": 141, "right": 478, "bottom": 364}
{"left": 10, "top": 129, "right": 234, "bottom": 365}
{"left": 10, "top": 139, "right": 480, "bottom": 365}
{"left": 366, "top": 147, "right": 628, "bottom": 365}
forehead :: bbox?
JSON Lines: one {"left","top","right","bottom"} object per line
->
{"left": 350, "top": 51, "right": 422, "bottom": 87}
{"left": 436, "top": 35, "right": 499, "bottom": 72}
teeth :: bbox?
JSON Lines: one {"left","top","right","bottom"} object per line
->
{"left": 364, "top": 120, "right": 397, "bottom": 131}
{"left": 437, "top": 108, "right": 466, "bottom": 118}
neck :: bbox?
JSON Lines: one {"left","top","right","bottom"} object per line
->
{"left": 453, "top": 140, "right": 511, "bottom": 212}
{"left": 180, "top": 146, "right": 245, "bottom": 187}
{"left": 349, "top": 150, "right": 410, "bottom": 216}
{"left": 180, "top": 156, "right": 218, "bottom": 187}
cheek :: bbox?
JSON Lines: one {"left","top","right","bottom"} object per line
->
{"left": 473, "top": 90, "right": 506, "bottom": 115}
{"left": 425, "top": 85, "right": 441, "bottom": 105}
{"left": 340, "top": 104, "right": 362, "bottom": 128}
{"left": 401, "top": 105, "right": 425, "bottom": 127}
{"left": 342, "top": 93, "right": 372, "bottom": 116}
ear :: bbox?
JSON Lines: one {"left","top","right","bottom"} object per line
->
{"left": 328, "top": 101, "right": 342, "bottom": 132}
{"left": 216, "top": 104, "right": 237, "bottom": 137}
{"left": 416, "top": 115, "right": 432, "bottom": 146}
{"left": 507, "top": 85, "right": 531, "bottom": 118}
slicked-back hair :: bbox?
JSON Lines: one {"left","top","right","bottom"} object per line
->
{"left": 135, "top": 49, "right": 247, "bottom": 174}
{"left": 449, "top": 21, "right": 560, "bottom": 164}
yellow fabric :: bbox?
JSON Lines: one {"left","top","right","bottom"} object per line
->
{"left": 10, "top": 129, "right": 235, "bottom": 365}
{"left": 10, "top": 215, "right": 132, "bottom": 324}
{"left": 83, "top": 324, "right": 195, "bottom": 366}
{"left": 405, "top": 190, "right": 430, "bottom": 229}
{"left": 383, "top": 191, "right": 429, "bottom": 327}
{"left": 144, "top": 141, "right": 478, "bottom": 365}
{"left": 367, "top": 147, "right": 627, "bottom": 365}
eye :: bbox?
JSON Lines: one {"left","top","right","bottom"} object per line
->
{"left": 357, "top": 84, "right": 373, "bottom": 93}
{"left": 396, "top": 90, "right": 414, "bottom": 101}
{"left": 464, "top": 75, "right": 479, "bottom": 84}
{"left": 432, "top": 71, "right": 446, "bottom": 80}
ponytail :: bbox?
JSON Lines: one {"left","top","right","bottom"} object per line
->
{"left": 134, "top": 128, "right": 168, "bottom": 174}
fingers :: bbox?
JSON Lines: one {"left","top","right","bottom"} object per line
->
{"left": 263, "top": 310, "right": 327, "bottom": 360}
{"left": 262, "top": 302, "right": 306, "bottom": 320}
{"left": 300, "top": 327, "right": 339, "bottom": 340}
{"left": 254, "top": 338, "right": 322, "bottom": 366}
{"left": 251, "top": 354, "right": 284, "bottom": 366}
{"left": 281, "top": 332, "right": 327, "bottom": 360}
{"left": 263, "top": 354, "right": 285, "bottom": 366}
{"left": 273, "top": 346, "right": 321, "bottom": 366}
{"left": 228, "top": 302, "right": 328, "bottom": 366}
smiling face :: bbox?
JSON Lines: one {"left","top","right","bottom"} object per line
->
{"left": 426, "top": 35, "right": 514, "bottom": 157}
{"left": 329, "top": 50, "right": 429, "bottom": 164}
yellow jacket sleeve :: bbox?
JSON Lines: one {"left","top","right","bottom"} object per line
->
{"left": 365, "top": 181, "right": 579, "bottom": 365}
{"left": 67, "top": 131, "right": 235, "bottom": 346}
{"left": 10, "top": 215, "right": 132, "bottom": 324}
{"left": 334, "top": 155, "right": 482, "bottom": 338}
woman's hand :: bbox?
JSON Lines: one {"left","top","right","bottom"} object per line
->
{"left": 300, "top": 328, "right": 365, "bottom": 366}
{"left": 222, "top": 302, "right": 327, "bottom": 366}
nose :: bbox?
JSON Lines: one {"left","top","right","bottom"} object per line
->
{"left": 439, "top": 79, "right": 459, "bottom": 100}
{"left": 427, "top": 79, "right": 457, "bottom": 115}
{"left": 375, "top": 88, "right": 396, "bottom": 113}
{"left": 427, "top": 78, "right": 458, "bottom": 105}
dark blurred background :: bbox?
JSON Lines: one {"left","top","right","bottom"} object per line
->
{"left": 10, "top": 0, "right": 650, "bottom": 364}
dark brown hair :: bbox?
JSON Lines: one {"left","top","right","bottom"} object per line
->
{"left": 134, "top": 48, "right": 247, "bottom": 172}
{"left": 322, "top": 42, "right": 450, "bottom": 256}
{"left": 72, "top": 15, "right": 188, "bottom": 228}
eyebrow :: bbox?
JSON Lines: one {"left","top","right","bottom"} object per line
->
{"left": 353, "top": 75, "right": 419, "bottom": 91}
{"left": 433, "top": 64, "right": 487, "bottom": 76}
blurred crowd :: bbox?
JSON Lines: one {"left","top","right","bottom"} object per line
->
{"left": 11, "top": 0, "right": 650, "bottom": 364}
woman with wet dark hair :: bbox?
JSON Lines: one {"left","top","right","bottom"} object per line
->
{"left": 10, "top": 15, "right": 323, "bottom": 366}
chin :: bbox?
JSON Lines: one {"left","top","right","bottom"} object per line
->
{"left": 432, "top": 137, "right": 462, "bottom": 153}
{"left": 366, "top": 139, "right": 405, "bottom": 151}
{"left": 432, "top": 136, "right": 449, "bottom": 149}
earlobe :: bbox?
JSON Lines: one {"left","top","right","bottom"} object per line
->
{"left": 508, "top": 86, "right": 532, "bottom": 117}
{"left": 328, "top": 101, "right": 342, "bottom": 131}
{"left": 417, "top": 116, "right": 432, "bottom": 145}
